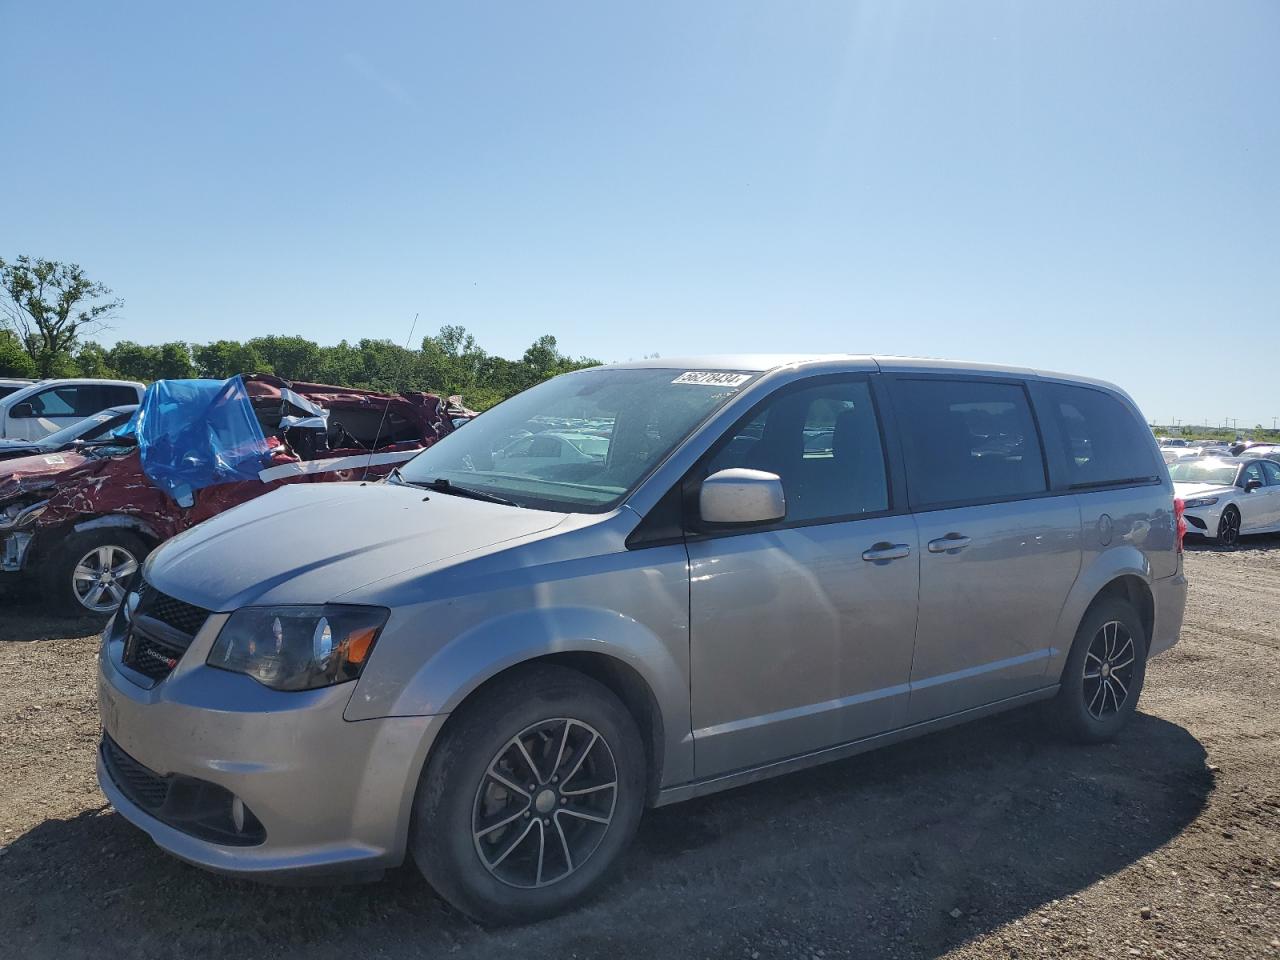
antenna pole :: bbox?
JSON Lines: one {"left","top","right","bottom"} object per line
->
{"left": 362, "top": 312, "right": 420, "bottom": 481}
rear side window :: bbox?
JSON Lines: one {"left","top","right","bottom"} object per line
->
{"left": 1035, "top": 383, "right": 1161, "bottom": 489}
{"left": 100, "top": 385, "right": 141, "bottom": 407}
{"left": 892, "top": 378, "right": 1047, "bottom": 508}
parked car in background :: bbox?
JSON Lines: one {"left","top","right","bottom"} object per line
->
{"left": 1239, "top": 443, "right": 1280, "bottom": 462}
{"left": 0, "top": 378, "right": 144, "bottom": 441}
{"left": 1169, "top": 456, "right": 1280, "bottom": 547}
{"left": 95, "top": 355, "right": 1184, "bottom": 923}
{"left": 494, "top": 430, "right": 610, "bottom": 469}
{"left": 0, "top": 374, "right": 472, "bottom": 613}
{"left": 0, "top": 377, "right": 37, "bottom": 399}
{"left": 0, "top": 404, "right": 138, "bottom": 462}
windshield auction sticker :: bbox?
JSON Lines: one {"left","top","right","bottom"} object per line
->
{"left": 672, "top": 371, "right": 752, "bottom": 387}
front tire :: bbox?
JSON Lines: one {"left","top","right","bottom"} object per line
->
{"left": 411, "top": 665, "right": 646, "bottom": 925}
{"left": 41, "top": 528, "right": 149, "bottom": 616}
{"left": 1217, "top": 505, "right": 1241, "bottom": 549}
{"left": 1052, "top": 598, "right": 1148, "bottom": 743}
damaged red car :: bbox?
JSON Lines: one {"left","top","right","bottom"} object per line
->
{"left": 0, "top": 374, "right": 472, "bottom": 614}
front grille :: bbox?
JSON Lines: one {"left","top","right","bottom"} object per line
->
{"left": 122, "top": 626, "right": 190, "bottom": 681}
{"left": 135, "top": 578, "right": 209, "bottom": 636}
{"left": 102, "top": 734, "right": 169, "bottom": 810}
{"left": 121, "top": 577, "right": 210, "bottom": 683}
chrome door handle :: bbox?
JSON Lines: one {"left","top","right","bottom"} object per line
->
{"left": 928, "top": 534, "right": 972, "bottom": 553}
{"left": 862, "top": 542, "right": 911, "bottom": 562}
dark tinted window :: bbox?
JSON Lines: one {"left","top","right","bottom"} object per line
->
{"left": 1037, "top": 383, "right": 1161, "bottom": 488}
{"left": 1260, "top": 461, "right": 1280, "bottom": 485}
{"left": 893, "top": 378, "right": 1046, "bottom": 507}
{"left": 100, "top": 385, "right": 141, "bottom": 407}
{"left": 704, "top": 379, "right": 888, "bottom": 522}
{"left": 1241, "top": 461, "right": 1264, "bottom": 487}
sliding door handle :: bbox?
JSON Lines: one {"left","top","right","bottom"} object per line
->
{"left": 862, "top": 542, "right": 911, "bottom": 562}
{"left": 927, "top": 534, "right": 972, "bottom": 554}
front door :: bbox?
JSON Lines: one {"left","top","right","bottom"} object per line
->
{"left": 688, "top": 376, "right": 920, "bottom": 779}
{"left": 887, "top": 376, "right": 1082, "bottom": 724}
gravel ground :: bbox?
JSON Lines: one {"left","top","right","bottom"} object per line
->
{"left": 1, "top": 540, "right": 1278, "bottom": 959}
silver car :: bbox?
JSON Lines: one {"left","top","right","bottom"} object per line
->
{"left": 97, "top": 355, "right": 1187, "bottom": 923}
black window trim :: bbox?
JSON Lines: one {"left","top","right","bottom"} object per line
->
{"left": 882, "top": 372, "right": 1055, "bottom": 514}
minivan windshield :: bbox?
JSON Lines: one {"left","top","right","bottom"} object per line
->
{"left": 398, "top": 367, "right": 756, "bottom": 511}
{"left": 1168, "top": 460, "right": 1240, "bottom": 486}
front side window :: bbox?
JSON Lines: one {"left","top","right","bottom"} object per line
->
{"left": 29, "top": 386, "right": 81, "bottom": 417}
{"left": 893, "top": 378, "right": 1046, "bottom": 508}
{"left": 399, "top": 367, "right": 757, "bottom": 512}
{"left": 1241, "top": 462, "right": 1264, "bottom": 487}
{"left": 1037, "top": 383, "right": 1161, "bottom": 488}
{"left": 703, "top": 379, "right": 889, "bottom": 522}
{"left": 1260, "top": 461, "right": 1280, "bottom": 486}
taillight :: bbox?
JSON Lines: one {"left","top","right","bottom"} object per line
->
{"left": 1174, "top": 497, "right": 1187, "bottom": 553}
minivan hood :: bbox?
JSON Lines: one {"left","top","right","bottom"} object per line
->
{"left": 145, "top": 481, "right": 567, "bottom": 611}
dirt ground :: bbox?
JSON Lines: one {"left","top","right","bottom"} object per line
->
{"left": 1, "top": 540, "right": 1278, "bottom": 960}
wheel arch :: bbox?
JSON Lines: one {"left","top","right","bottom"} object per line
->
{"left": 1047, "top": 546, "right": 1154, "bottom": 681}
{"left": 429, "top": 652, "right": 667, "bottom": 806}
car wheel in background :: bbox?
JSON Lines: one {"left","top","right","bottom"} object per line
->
{"left": 1052, "top": 597, "right": 1148, "bottom": 744}
{"left": 1217, "top": 506, "right": 1241, "bottom": 549}
{"left": 411, "top": 664, "right": 646, "bottom": 925}
{"left": 42, "top": 528, "right": 149, "bottom": 616}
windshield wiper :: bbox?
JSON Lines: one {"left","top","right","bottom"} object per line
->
{"left": 420, "top": 477, "right": 521, "bottom": 507}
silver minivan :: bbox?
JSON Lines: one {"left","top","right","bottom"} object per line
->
{"left": 96, "top": 355, "right": 1187, "bottom": 923}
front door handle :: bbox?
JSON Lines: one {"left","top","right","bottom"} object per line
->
{"left": 928, "top": 534, "right": 972, "bottom": 554}
{"left": 862, "top": 542, "right": 911, "bottom": 562}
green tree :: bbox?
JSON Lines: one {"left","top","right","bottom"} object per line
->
{"left": 74, "top": 341, "right": 117, "bottom": 378}
{"left": 193, "top": 340, "right": 271, "bottom": 378}
{"left": 0, "top": 256, "right": 122, "bottom": 376}
{"left": 155, "top": 341, "right": 197, "bottom": 379}
{"left": 247, "top": 335, "right": 322, "bottom": 381}
{"left": 0, "top": 329, "right": 37, "bottom": 377}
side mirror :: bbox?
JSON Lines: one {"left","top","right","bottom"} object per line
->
{"left": 8, "top": 402, "right": 34, "bottom": 419}
{"left": 1244, "top": 478, "right": 1263, "bottom": 492}
{"left": 699, "top": 468, "right": 785, "bottom": 527}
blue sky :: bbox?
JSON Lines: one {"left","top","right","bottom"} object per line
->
{"left": 4, "top": 2, "right": 1277, "bottom": 427}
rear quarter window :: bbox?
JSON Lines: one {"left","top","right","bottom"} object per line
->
{"left": 1032, "top": 382, "right": 1162, "bottom": 489}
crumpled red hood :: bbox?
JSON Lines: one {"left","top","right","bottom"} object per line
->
{"left": 0, "top": 449, "right": 97, "bottom": 502}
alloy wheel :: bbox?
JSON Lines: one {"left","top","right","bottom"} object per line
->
{"left": 71, "top": 544, "right": 139, "bottom": 613}
{"left": 1082, "top": 620, "right": 1136, "bottom": 720}
{"left": 472, "top": 718, "right": 618, "bottom": 889}
{"left": 1218, "top": 508, "right": 1241, "bottom": 548}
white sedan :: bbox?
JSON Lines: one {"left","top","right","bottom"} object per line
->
{"left": 1170, "top": 457, "right": 1280, "bottom": 547}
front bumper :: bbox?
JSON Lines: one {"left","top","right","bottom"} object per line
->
{"left": 1182, "top": 505, "right": 1222, "bottom": 539}
{"left": 97, "top": 612, "right": 445, "bottom": 879}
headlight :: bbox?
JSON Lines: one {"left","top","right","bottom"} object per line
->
{"left": 207, "top": 605, "right": 389, "bottom": 691}
{"left": 1182, "top": 497, "right": 1219, "bottom": 509}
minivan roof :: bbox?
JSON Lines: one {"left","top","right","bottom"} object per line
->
{"left": 603, "top": 354, "right": 1124, "bottom": 393}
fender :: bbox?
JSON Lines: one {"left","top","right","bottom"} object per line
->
{"left": 71, "top": 513, "right": 164, "bottom": 543}
{"left": 1044, "top": 544, "right": 1152, "bottom": 680}
{"left": 351, "top": 604, "right": 695, "bottom": 789}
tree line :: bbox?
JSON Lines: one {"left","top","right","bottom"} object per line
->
{"left": 1, "top": 256, "right": 598, "bottom": 409}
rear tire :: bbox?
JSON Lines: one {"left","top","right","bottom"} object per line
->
{"left": 41, "top": 528, "right": 149, "bottom": 616}
{"left": 411, "top": 664, "right": 646, "bottom": 925}
{"left": 1052, "top": 598, "right": 1148, "bottom": 743}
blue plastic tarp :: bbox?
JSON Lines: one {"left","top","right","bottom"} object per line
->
{"left": 124, "top": 376, "right": 271, "bottom": 505}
